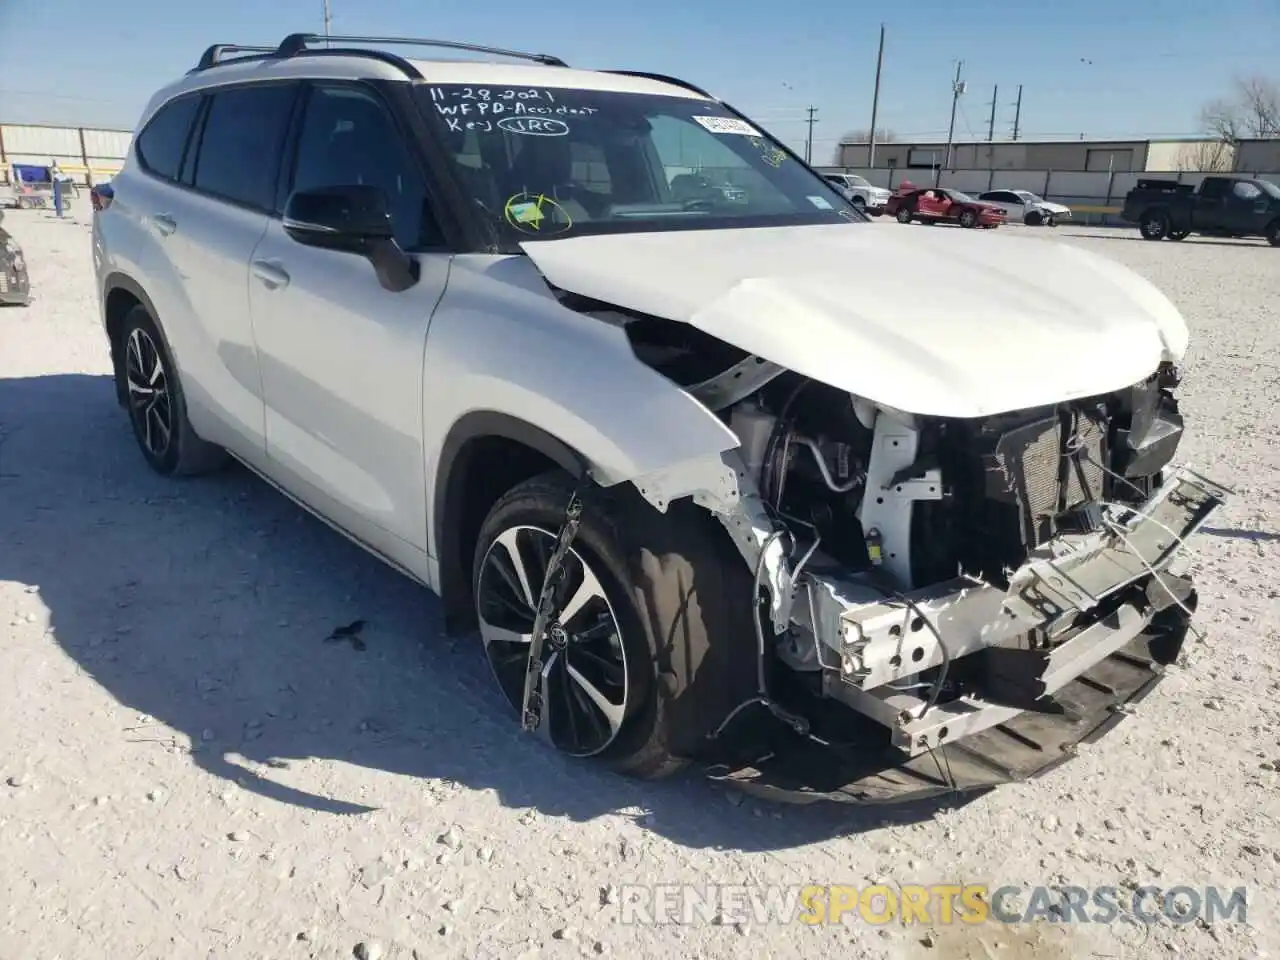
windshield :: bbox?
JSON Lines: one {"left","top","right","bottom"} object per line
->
{"left": 1016, "top": 191, "right": 1043, "bottom": 203}
{"left": 1257, "top": 179, "right": 1280, "bottom": 199}
{"left": 415, "top": 83, "right": 865, "bottom": 248}
{"left": 946, "top": 190, "right": 976, "bottom": 203}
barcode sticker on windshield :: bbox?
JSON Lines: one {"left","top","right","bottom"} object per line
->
{"left": 693, "top": 116, "right": 761, "bottom": 136}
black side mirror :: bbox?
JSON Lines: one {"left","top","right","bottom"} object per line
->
{"left": 282, "top": 185, "right": 419, "bottom": 292}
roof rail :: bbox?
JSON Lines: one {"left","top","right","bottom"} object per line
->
{"left": 275, "top": 33, "right": 568, "bottom": 67}
{"left": 603, "top": 70, "right": 714, "bottom": 100}
{"left": 193, "top": 43, "right": 279, "bottom": 71}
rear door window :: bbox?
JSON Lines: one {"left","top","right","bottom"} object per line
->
{"left": 191, "top": 83, "right": 298, "bottom": 212}
{"left": 135, "top": 95, "right": 201, "bottom": 181}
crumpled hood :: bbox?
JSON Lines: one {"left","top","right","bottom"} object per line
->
{"left": 521, "top": 223, "right": 1189, "bottom": 419}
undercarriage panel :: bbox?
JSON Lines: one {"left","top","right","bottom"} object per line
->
{"left": 703, "top": 612, "right": 1188, "bottom": 805}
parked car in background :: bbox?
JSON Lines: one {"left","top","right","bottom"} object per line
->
{"left": 0, "top": 210, "right": 31, "bottom": 306}
{"left": 823, "top": 173, "right": 891, "bottom": 214}
{"left": 976, "top": 189, "right": 1071, "bottom": 226}
{"left": 669, "top": 173, "right": 748, "bottom": 206}
{"left": 1120, "top": 176, "right": 1280, "bottom": 245}
{"left": 887, "top": 186, "right": 1004, "bottom": 228}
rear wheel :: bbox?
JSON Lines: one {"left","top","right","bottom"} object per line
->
{"left": 1167, "top": 228, "right": 1190, "bottom": 241}
{"left": 472, "top": 472, "right": 758, "bottom": 778}
{"left": 895, "top": 207, "right": 913, "bottom": 224}
{"left": 1266, "top": 220, "right": 1280, "bottom": 247}
{"left": 117, "top": 305, "right": 227, "bottom": 476}
{"left": 1140, "top": 211, "right": 1168, "bottom": 241}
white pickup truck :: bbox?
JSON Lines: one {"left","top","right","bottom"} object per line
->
{"left": 824, "top": 173, "right": 891, "bottom": 215}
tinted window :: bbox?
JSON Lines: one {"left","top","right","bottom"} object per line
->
{"left": 290, "top": 84, "right": 440, "bottom": 250}
{"left": 135, "top": 95, "right": 200, "bottom": 181}
{"left": 1199, "top": 178, "right": 1227, "bottom": 200}
{"left": 192, "top": 84, "right": 297, "bottom": 211}
{"left": 1232, "top": 181, "right": 1262, "bottom": 201}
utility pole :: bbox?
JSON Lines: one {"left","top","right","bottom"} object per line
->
{"left": 986, "top": 84, "right": 998, "bottom": 141}
{"left": 323, "top": 0, "right": 332, "bottom": 45}
{"left": 804, "top": 107, "right": 818, "bottom": 164}
{"left": 1011, "top": 84, "right": 1023, "bottom": 141}
{"left": 938, "top": 59, "right": 965, "bottom": 187}
{"left": 867, "top": 23, "right": 886, "bottom": 168}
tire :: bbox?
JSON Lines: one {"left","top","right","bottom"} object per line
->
{"left": 116, "top": 304, "right": 228, "bottom": 476}
{"left": 1140, "top": 211, "right": 1168, "bottom": 241}
{"left": 958, "top": 209, "right": 978, "bottom": 229}
{"left": 1024, "top": 210, "right": 1044, "bottom": 226}
{"left": 1266, "top": 220, "right": 1280, "bottom": 247}
{"left": 895, "top": 207, "right": 913, "bottom": 224}
{"left": 471, "top": 471, "right": 758, "bottom": 779}
{"left": 851, "top": 196, "right": 866, "bottom": 210}
{"left": 1167, "top": 229, "right": 1190, "bottom": 241}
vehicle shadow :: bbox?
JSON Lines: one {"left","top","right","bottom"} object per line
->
{"left": 1055, "top": 231, "right": 1269, "bottom": 249}
{"left": 0, "top": 373, "right": 974, "bottom": 852}
{"left": 1201, "top": 526, "right": 1280, "bottom": 543}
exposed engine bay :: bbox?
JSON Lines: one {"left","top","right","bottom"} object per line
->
{"left": 590, "top": 303, "right": 1229, "bottom": 802}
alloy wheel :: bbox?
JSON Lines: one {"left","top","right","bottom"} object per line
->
{"left": 125, "top": 327, "right": 173, "bottom": 459}
{"left": 476, "top": 525, "right": 629, "bottom": 757}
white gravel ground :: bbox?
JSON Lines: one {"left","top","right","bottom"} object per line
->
{"left": 1, "top": 203, "right": 1278, "bottom": 960}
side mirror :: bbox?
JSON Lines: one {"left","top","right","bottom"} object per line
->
{"left": 282, "top": 185, "right": 418, "bottom": 292}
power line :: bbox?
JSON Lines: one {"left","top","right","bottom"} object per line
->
{"left": 804, "top": 106, "right": 818, "bottom": 164}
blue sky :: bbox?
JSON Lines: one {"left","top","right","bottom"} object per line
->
{"left": 1, "top": 0, "right": 1277, "bottom": 159}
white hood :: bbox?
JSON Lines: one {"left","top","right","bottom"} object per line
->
{"left": 522, "top": 223, "right": 1189, "bottom": 418}
{"left": 1038, "top": 201, "right": 1072, "bottom": 214}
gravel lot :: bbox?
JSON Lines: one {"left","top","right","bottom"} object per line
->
{"left": 1, "top": 204, "right": 1277, "bottom": 960}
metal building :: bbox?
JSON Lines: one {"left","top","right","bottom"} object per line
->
{"left": 837, "top": 137, "right": 1233, "bottom": 173}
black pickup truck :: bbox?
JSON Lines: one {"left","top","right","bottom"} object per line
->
{"left": 1120, "top": 175, "right": 1280, "bottom": 245}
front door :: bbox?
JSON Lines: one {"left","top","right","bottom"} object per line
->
{"left": 248, "top": 80, "right": 453, "bottom": 572}
{"left": 1222, "top": 180, "right": 1272, "bottom": 235}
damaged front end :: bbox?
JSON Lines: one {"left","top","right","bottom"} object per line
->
{"left": 619, "top": 321, "right": 1228, "bottom": 804}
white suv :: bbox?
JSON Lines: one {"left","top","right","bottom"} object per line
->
{"left": 823, "top": 173, "right": 891, "bottom": 214}
{"left": 92, "top": 33, "right": 1226, "bottom": 802}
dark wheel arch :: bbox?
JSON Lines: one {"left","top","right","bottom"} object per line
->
{"left": 102, "top": 273, "right": 163, "bottom": 408}
{"left": 434, "top": 411, "right": 591, "bottom": 634}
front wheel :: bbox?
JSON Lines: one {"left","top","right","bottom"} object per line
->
{"left": 1024, "top": 210, "right": 1044, "bottom": 226}
{"left": 472, "top": 472, "right": 758, "bottom": 778}
{"left": 116, "top": 305, "right": 227, "bottom": 476}
{"left": 851, "top": 195, "right": 866, "bottom": 210}
{"left": 1167, "top": 228, "right": 1190, "bottom": 241}
{"left": 958, "top": 209, "right": 978, "bottom": 229}
{"left": 1266, "top": 220, "right": 1280, "bottom": 247}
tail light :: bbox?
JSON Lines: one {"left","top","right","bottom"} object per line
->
{"left": 91, "top": 183, "right": 114, "bottom": 212}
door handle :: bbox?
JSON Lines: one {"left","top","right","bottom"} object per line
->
{"left": 152, "top": 213, "right": 177, "bottom": 236}
{"left": 251, "top": 259, "right": 290, "bottom": 290}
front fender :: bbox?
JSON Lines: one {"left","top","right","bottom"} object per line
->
{"left": 421, "top": 254, "right": 742, "bottom": 556}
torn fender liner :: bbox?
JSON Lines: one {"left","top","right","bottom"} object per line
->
{"left": 701, "top": 607, "right": 1191, "bottom": 805}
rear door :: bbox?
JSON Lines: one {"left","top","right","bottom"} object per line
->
{"left": 248, "top": 80, "right": 453, "bottom": 566}
{"left": 1192, "top": 177, "right": 1229, "bottom": 230}
{"left": 156, "top": 81, "right": 299, "bottom": 461}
